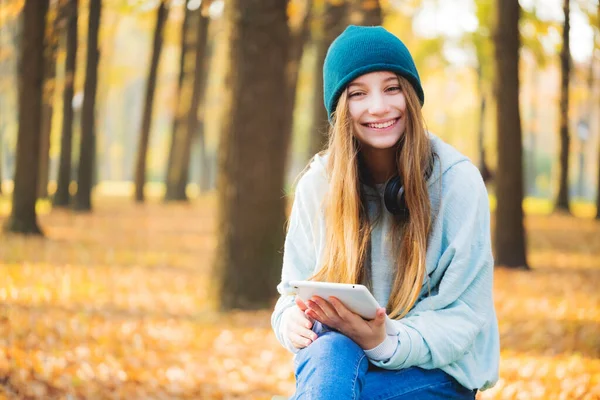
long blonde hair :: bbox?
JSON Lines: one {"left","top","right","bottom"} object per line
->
{"left": 310, "top": 76, "right": 433, "bottom": 320}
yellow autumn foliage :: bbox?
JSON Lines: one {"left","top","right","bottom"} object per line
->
{"left": 0, "top": 193, "right": 598, "bottom": 399}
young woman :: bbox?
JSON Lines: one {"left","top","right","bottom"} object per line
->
{"left": 271, "top": 25, "right": 499, "bottom": 399}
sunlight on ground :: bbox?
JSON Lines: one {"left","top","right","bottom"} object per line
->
{"left": 0, "top": 193, "right": 599, "bottom": 399}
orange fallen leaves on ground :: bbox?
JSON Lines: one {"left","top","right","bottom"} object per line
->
{"left": 0, "top": 194, "right": 599, "bottom": 399}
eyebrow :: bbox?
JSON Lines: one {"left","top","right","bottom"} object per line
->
{"left": 348, "top": 76, "right": 399, "bottom": 88}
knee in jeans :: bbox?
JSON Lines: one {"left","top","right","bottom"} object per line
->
{"left": 294, "top": 331, "right": 365, "bottom": 380}
{"left": 304, "top": 331, "right": 363, "bottom": 360}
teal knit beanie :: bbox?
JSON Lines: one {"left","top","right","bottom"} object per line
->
{"left": 323, "top": 25, "right": 424, "bottom": 120}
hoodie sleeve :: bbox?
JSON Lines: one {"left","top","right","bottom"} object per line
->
{"left": 271, "top": 167, "right": 326, "bottom": 353}
{"left": 368, "top": 160, "right": 496, "bottom": 370}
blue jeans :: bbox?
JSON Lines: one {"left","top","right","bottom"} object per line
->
{"left": 291, "top": 331, "right": 476, "bottom": 400}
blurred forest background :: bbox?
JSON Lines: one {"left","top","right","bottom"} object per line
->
{"left": 0, "top": 0, "right": 599, "bottom": 398}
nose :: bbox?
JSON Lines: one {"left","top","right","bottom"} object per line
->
{"left": 367, "top": 92, "right": 390, "bottom": 115}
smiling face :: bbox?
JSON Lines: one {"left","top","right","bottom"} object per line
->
{"left": 347, "top": 71, "right": 407, "bottom": 152}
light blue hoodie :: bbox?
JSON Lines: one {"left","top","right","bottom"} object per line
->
{"left": 271, "top": 133, "right": 500, "bottom": 391}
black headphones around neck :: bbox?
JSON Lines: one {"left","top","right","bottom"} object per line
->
{"left": 382, "top": 152, "right": 437, "bottom": 218}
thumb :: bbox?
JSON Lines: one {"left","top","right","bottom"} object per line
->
{"left": 375, "top": 308, "right": 386, "bottom": 325}
{"left": 295, "top": 296, "right": 308, "bottom": 311}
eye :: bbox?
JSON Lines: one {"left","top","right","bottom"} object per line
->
{"left": 386, "top": 86, "right": 401, "bottom": 93}
{"left": 349, "top": 91, "right": 364, "bottom": 98}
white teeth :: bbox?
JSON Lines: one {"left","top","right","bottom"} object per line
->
{"left": 367, "top": 119, "right": 396, "bottom": 129}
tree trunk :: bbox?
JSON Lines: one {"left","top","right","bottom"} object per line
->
{"left": 279, "top": 0, "right": 311, "bottom": 170}
{"left": 164, "top": 8, "right": 209, "bottom": 201}
{"left": 164, "top": 2, "right": 190, "bottom": 198}
{"left": 476, "top": 65, "right": 492, "bottom": 183}
{"left": 196, "top": 0, "right": 217, "bottom": 195}
{"left": 54, "top": 0, "right": 78, "bottom": 208}
{"left": 38, "top": 1, "right": 63, "bottom": 199}
{"left": 74, "top": 0, "right": 101, "bottom": 211}
{"left": 308, "top": 0, "right": 348, "bottom": 159}
{"left": 350, "top": 0, "right": 382, "bottom": 26}
{"left": 214, "top": 0, "right": 290, "bottom": 310}
{"left": 556, "top": 0, "right": 571, "bottom": 212}
{"left": 199, "top": 120, "right": 210, "bottom": 193}
{"left": 493, "top": 0, "right": 528, "bottom": 268}
{"left": 134, "top": 1, "right": 168, "bottom": 203}
{"left": 3, "top": 0, "right": 49, "bottom": 235}
{"left": 38, "top": 98, "right": 52, "bottom": 199}
{"left": 194, "top": 36, "right": 213, "bottom": 196}
{"left": 198, "top": 18, "right": 217, "bottom": 195}
{"left": 286, "top": 2, "right": 311, "bottom": 118}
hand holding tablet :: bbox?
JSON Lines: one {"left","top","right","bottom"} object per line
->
{"left": 289, "top": 280, "right": 397, "bottom": 335}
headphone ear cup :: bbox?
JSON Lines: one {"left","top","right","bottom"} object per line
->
{"left": 397, "top": 190, "right": 409, "bottom": 220}
{"left": 384, "top": 176, "right": 405, "bottom": 216}
{"left": 382, "top": 151, "right": 438, "bottom": 218}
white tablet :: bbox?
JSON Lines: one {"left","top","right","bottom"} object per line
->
{"left": 288, "top": 280, "right": 397, "bottom": 334}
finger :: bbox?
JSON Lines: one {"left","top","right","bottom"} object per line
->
{"left": 373, "top": 308, "right": 386, "bottom": 325}
{"left": 290, "top": 327, "right": 318, "bottom": 347}
{"left": 305, "top": 302, "right": 326, "bottom": 323}
{"left": 292, "top": 301, "right": 315, "bottom": 324}
{"left": 306, "top": 308, "right": 332, "bottom": 330}
{"left": 306, "top": 298, "right": 325, "bottom": 315}
{"left": 289, "top": 331, "right": 313, "bottom": 349}
{"left": 287, "top": 310, "right": 318, "bottom": 339}
{"left": 306, "top": 299, "right": 331, "bottom": 324}
{"left": 327, "top": 297, "right": 369, "bottom": 333}
{"left": 328, "top": 296, "right": 355, "bottom": 320}
{"left": 308, "top": 298, "right": 345, "bottom": 332}
{"left": 298, "top": 299, "right": 317, "bottom": 324}
{"left": 295, "top": 297, "right": 308, "bottom": 311}
{"left": 291, "top": 308, "right": 313, "bottom": 329}
{"left": 367, "top": 308, "right": 387, "bottom": 328}
{"left": 311, "top": 296, "right": 341, "bottom": 321}
{"left": 292, "top": 325, "right": 318, "bottom": 342}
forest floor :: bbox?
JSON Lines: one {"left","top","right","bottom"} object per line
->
{"left": 0, "top": 193, "right": 599, "bottom": 399}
